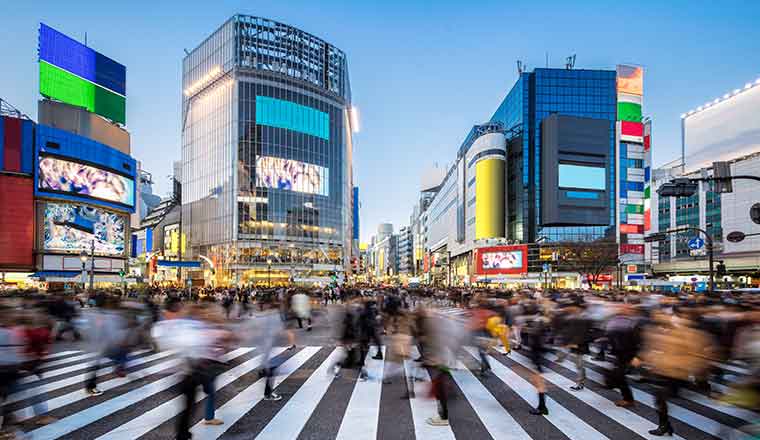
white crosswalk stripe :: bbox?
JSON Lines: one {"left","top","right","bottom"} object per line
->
{"left": 464, "top": 347, "right": 610, "bottom": 440}
{"left": 336, "top": 347, "right": 385, "bottom": 440}
{"left": 256, "top": 347, "right": 342, "bottom": 440}
{"left": 190, "top": 346, "right": 322, "bottom": 439}
{"left": 95, "top": 347, "right": 262, "bottom": 440}
{"left": 404, "top": 347, "right": 456, "bottom": 440}
{"left": 542, "top": 352, "right": 755, "bottom": 440}
{"left": 18, "top": 349, "right": 152, "bottom": 385}
{"left": 506, "top": 350, "right": 688, "bottom": 440}
{"left": 7, "top": 345, "right": 757, "bottom": 440}
{"left": 450, "top": 359, "right": 533, "bottom": 439}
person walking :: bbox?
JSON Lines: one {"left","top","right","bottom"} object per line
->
{"left": 640, "top": 310, "right": 715, "bottom": 436}
{"left": 604, "top": 304, "right": 643, "bottom": 408}
{"left": 292, "top": 291, "right": 312, "bottom": 331}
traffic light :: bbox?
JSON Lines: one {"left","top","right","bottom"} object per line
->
{"left": 657, "top": 178, "right": 698, "bottom": 198}
{"left": 712, "top": 161, "right": 733, "bottom": 193}
{"left": 119, "top": 270, "right": 125, "bottom": 278}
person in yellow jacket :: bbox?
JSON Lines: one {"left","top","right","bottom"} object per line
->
{"left": 486, "top": 315, "right": 510, "bottom": 354}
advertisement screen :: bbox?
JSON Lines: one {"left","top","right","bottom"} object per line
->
{"left": 44, "top": 203, "right": 126, "bottom": 256}
{"left": 38, "top": 156, "right": 135, "bottom": 207}
{"left": 617, "top": 65, "right": 643, "bottom": 96}
{"left": 558, "top": 164, "right": 605, "bottom": 190}
{"left": 256, "top": 156, "right": 329, "bottom": 196}
{"left": 482, "top": 250, "right": 523, "bottom": 270}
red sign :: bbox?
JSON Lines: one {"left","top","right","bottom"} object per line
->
{"left": 643, "top": 210, "right": 651, "bottom": 232}
{"left": 474, "top": 245, "right": 528, "bottom": 275}
{"left": 620, "top": 244, "right": 644, "bottom": 255}
{"left": 620, "top": 224, "right": 643, "bottom": 234}
{"left": 0, "top": 175, "right": 34, "bottom": 269}
{"left": 621, "top": 121, "right": 644, "bottom": 137}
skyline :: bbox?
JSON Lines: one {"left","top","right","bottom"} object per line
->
{"left": 2, "top": 1, "right": 760, "bottom": 243}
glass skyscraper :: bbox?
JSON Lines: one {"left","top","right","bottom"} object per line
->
{"left": 489, "top": 68, "right": 618, "bottom": 243}
{"left": 181, "top": 15, "right": 354, "bottom": 285}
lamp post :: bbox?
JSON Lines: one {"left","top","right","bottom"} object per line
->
{"left": 80, "top": 251, "right": 88, "bottom": 291}
{"left": 267, "top": 258, "right": 272, "bottom": 288}
{"left": 89, "top": 239, "right": 95, "bottom": 292}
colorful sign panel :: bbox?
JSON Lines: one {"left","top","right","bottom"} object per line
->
{"left": 38, "top": 156, "right": 135, "bottom": 207}
{"left": 43, "top": 202, "right": 126, "bottom": 256}
{"left": 38, "top": 23, "right": 126, "bottom": 124}
{"left": 475, "top": 245, "right": 528, "bottom": 275}
{"left": 255, "top": 155, "right": 329, "bottom": 196}
{"left": 617, "top": 65, "right": 650, "bottom": 259}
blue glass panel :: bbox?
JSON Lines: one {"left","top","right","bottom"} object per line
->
{"left": 566, "top": 191, "right": 600, "bottom": 200}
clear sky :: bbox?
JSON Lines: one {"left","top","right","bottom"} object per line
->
{"left": 2, "top": 0, "right": 759, "bottom": 243}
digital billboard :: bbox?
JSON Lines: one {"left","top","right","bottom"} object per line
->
{"left": 256, "top": 156, "right": 329, "bottom": 196}
{"left": 38, "top": 156, "right": 135, "bottom": 207}
{"left": 558, "top": 164, "right": 605, "bottom": 190}
{"left": 44, "top": 203, "right": 126, "bottom": 256}
{"left": 476, "top": 245, "right": 528, "bottom": 275}
{"left": 617, "top": 65, "right": 643, "bottom": 96}
{"left": 38, "top": 23, "right": 126, "bottom": 124}
{"left": 482, "top": 250, "right": 523, "bottom": 270}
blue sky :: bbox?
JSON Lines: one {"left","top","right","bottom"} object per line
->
{"left": 2, "top": 0, "right": 759, "bottom": 243}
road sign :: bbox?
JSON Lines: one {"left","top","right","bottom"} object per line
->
{"left": 688, "top": 237, "right": 705, "bottom": 250}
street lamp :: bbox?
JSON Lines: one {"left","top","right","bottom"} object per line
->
{"left": 267, "top": 258, "right": 272, "bottom": 288}
{"left": 80, "top": 251, "right": 88, "bottom": 291}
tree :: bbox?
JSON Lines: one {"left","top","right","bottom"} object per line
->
{"left": 558, "top": 239, "right": 619, "bottom": 288}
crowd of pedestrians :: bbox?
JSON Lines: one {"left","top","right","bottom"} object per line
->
{"left": 1, "top": 284, "right": 760, "bottom": 438}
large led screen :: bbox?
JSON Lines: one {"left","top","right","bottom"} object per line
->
{"left": 44, "top": 203, "right": 126, "bottom": 256}
{"left": 38, "top": 156, "right": 135, "bottom": 207}
{"left": 558, "top": 164, "right": 605, "bottom": 190}
{"left": 255, "top": 156, "right": 329, "bottom": 196}
{"left": 38, "top": 23, "right": 126, "bottom": 124}
{"left": 684, "top": 83, "right": 760, "bottom": 173}
{"left": 617, "top": 65, "right": 643, "bottom": 96}
{"left": 482, "top": 250, "right": 524, "bottom": 270}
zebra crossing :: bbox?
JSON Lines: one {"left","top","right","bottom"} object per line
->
{"left": 3, "top": 346, "right": 758, "bottom": 440}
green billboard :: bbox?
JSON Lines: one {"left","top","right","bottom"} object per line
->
{"left": 40, "top": 61, "right": 126, "bottom": 125}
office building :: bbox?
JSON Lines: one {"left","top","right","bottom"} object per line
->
{"left": 33, "top": 23, "right": 136, "bottom": 287}
{"left": 181, "top": 15, "right": 356, "bottom": 286}
{"left": 652, "top": 76, "right": 760, "bottom": 284}
{"left": 418, "top": 65, "right": 651, "bottom": 286}
{"left": 397, "top": 225, "right": 413, "bottom": 275}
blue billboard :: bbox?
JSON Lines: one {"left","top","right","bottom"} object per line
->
{"left": 39, "top": 23, "right": 126, "bottom": 96}
{"left": 35, "top": 125, "right": 136, "bottom": 213}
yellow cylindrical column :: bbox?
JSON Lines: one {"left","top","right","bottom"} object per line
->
{"left": 475, "top": 158, "right": 505, "bottom": 239}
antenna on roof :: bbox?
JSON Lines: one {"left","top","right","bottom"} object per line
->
{"left": 517, "top": 60, "right": 525, "bottom": 75}
{"left": 565, "top": 54, "right": 576, "bottom": 70}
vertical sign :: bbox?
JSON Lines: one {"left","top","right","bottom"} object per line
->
{"left": 617, "top": 65, "right": 647, "bottom": 262}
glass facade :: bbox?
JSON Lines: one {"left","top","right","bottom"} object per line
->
{"left": 181, "top": 15, "right": 352, "bottom": 283}
{"left": 490, "top": 68, "right": 617, "bottom": 242}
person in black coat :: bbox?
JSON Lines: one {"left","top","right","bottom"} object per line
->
{"left": 604, "top": 305, "right": 643, "bottom": 407}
